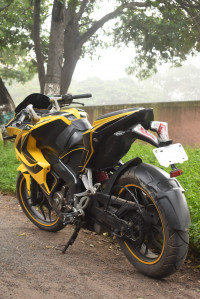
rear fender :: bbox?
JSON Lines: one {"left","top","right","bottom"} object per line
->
{"left": 133, "top": 163, "right": 190, "bottom": 231}
{"left": 17, "top": 164, "right": 31, "bottom": 196}
{"left": 104, "top": 161, "right": 190, "bottom": 231}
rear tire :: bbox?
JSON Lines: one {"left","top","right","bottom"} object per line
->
{"left": 16, "top": 172, "right": 66, "bottom": 232}
{"left": 114, "top": 167, "right": 189, "bottom": 278}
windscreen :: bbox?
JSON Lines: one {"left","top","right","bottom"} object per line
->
{"left": 15, "top": 93, "right": 51, "bottom": 113}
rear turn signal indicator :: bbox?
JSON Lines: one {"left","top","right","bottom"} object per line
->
{"left": 170, "top": 169, "right": 182, "bottom": 178}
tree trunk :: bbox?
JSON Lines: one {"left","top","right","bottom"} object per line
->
{"left": 0, "top": 78, "right": 15, "bottom": 113}
{"left": 60, "top": 54, "right": 79, "bottom": 94}
{"left": 60, "top": 20, "right": 81, "bottom": 94}
{"left": 32, "top": 0, "right": 46, "bottom": 93}
{"left": 44, "top": 0, "right": 66, "bottom": 95}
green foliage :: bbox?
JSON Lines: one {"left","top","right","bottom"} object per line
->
{"left": 0, "top": 0, "right": 49, "bottom": 83}
{"left": 113, "top": 1, "right": 200, "bottom": 78}
{"left": 123, "top": 143, "right": 200, "bottom": 253}
{"left": 0, "top": 142, "right": 19, "bottom": 193}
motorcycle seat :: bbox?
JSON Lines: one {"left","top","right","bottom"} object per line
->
{"left": 96, "top": 108, "right": 142, "bottom": 120}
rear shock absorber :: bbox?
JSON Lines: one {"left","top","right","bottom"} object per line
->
{"left": 96, "top": 171, "right": 109, "bottom": 184}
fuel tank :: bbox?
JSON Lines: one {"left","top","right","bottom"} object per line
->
{"left": 30, "top": 108, "right": 92, "bottom": 157}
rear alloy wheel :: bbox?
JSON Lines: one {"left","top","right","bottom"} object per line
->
{"left": 115, "top": 168, "right": 189, "bottom": 278}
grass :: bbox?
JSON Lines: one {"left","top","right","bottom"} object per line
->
{"left": 0, "top": 141, "right": 20, "bottom": 193}
{"left": 0, "top": 141, "right": 199, "bottom": 254}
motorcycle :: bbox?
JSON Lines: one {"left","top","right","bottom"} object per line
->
{"left": 5, "top": 92, "right": 190, "bottom": 278}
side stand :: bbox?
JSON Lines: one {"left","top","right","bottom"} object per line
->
{"left": 62, "top": 225, "right": 81, "bottom": 253}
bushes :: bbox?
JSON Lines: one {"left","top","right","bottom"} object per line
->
{"left": 0, "top": 141, "right": 199, "bottom": 253}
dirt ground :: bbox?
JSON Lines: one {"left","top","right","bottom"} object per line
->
{"left": 0, "top": 192, "right": 199, "bottom": 299}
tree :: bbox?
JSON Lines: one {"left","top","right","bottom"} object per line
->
{"left": 0, "top": 0, "right": 35, "bottom": 110}
{"left": 0, "top": 0, "right": 16, "bottom": 111}
{"left": 0, "top": 0, "right": 49, "bottom": 110}
{"left": 1, "top": 0, "right": 200, "bottom": 99}
{"left": 43, "top": 0, "right": 200, "bottom": 94}
{"left": 114, "top": 0, "right": 200, "bottom": 78}
{"left": 44, "top": 0, "right": 148, "bottom": 94}
{"left": 0, "top": 77, "right": 15, "bottom": 113}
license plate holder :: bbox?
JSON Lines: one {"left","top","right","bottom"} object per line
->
{"left": 153, "top": 143, "right": 188, "bottom": 167}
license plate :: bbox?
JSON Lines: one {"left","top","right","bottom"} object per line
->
{"left": 153, "top": 143, "right": 188, "bottom": 167}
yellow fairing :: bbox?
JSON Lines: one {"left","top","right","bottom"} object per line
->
{"left": 15, "top": 133, "right": 51, "bottom": 194}
{"left": 12, "top": 107, "right": 87, "bottom": 194}
{"left": 6, "top": 125, "right": 23, "bottom": 137}
{"left": 17, "top": 164, "right": 31, "bottom": 196}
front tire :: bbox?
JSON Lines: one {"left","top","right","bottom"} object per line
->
{"left": 16, "top": 172, "right": 66, "bottom": 232}
{"left": 114, "top": 166, "right": 189, "bottom": 278}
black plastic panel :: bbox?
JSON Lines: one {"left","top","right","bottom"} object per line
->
{"left": 31, "top": 118, "right": 91, "bottom": 156}
{"left": 96, "top": 107, "right": 142, "bottom": 120}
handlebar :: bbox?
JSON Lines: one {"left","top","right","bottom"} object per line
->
{"left": 8, "top": 93, "right": 92, "bottom": 128}
{"left": 48, "top": 93, "right": 92, "bottom": 111}
{"left": 16, "top": 110, "right": 27, "bottom": 127}
{"left": 49, "top": 93, "right": 92, "bottom": 106}
{"left": 67, "top": 93, "right": 92, "bottom": 100}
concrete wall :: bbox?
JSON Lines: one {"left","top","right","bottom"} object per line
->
{"left": 84, "top": 101, "right": 200, "bottom": 147}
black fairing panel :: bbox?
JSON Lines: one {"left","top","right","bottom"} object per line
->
{"left": 62, "top": 148, "right": 83, "bottom": 173}
{"left": 31, "top": 119, "right": 91, "bottom": 156}
{"left": 85, "top": 108, "right": 154, "bottom": 170}
{"left": 93, "top": 132, "right": 136, "bottom": 169}
{"left": 96, "top": 108, "right": 141, "bottom": 120}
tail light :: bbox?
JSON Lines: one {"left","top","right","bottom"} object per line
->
{"left": 170, "top": 164, "right": 182, "bottom": 178}
{"left": 170, "top": 169, "right": 182, "bottom": 178}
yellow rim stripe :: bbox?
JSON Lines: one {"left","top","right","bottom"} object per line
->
{"left": 119, "top": 184, "right": 165, "bottom": 265}
{"left": 19, "top": 176, "right": 59, "bottom": 227}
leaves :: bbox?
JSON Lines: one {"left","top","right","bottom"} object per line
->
{"left": 17, "top": 232, "right": 26, "bottom": 236}
{"left": 1, "top": 0, "right": 200, "bottom": 90}
{"left": 0, "top": 0, "right": 49, "bottom": 84}
{"left": 112, "top": 1, "right": 200, "bottom": 78}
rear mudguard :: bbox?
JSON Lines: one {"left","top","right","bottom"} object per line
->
{"left": 104, "top": 159, "right": 190, "bottom": 232}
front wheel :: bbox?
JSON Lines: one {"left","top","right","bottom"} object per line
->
{"left": 114, "top": 166, "right": 189, "bottom": 278}
{"left": 16, "top": 172, "right": 66, "bottom": 232}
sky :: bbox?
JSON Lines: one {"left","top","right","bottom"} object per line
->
{"left": 73, "top": 46, "right": 200, "bottom": 81}
{"left": 73, "top": 47, "right": 133, "bottom": 81}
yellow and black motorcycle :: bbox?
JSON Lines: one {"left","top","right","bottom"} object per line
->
{"left": 6, "top": 93, "right": 190, "bottom": 278}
